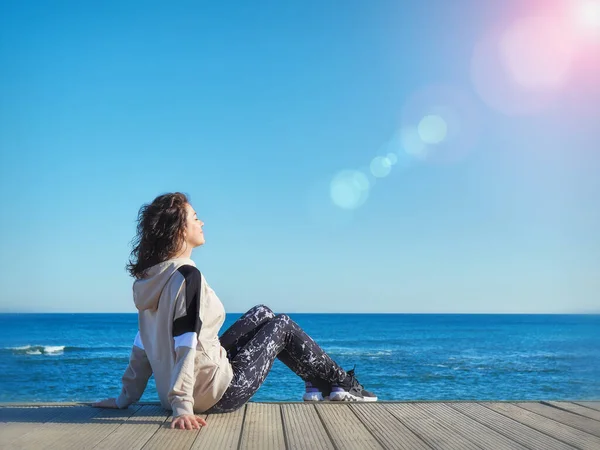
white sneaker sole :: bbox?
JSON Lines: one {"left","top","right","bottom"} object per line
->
{"left": 302, "top": 392, "right": 324, "bottom": 401}
{"left": 329, "top": 391, "right": 378, "bottom": 402}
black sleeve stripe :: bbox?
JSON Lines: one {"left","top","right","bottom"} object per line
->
{"left": 172, "top": 266, "right": 203, "bottom": 338}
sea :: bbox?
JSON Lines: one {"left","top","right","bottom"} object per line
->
{"left": 1, "top": 313, "right": 599, "bottom": 403}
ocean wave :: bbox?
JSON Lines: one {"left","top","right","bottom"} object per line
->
{"left": 3, "top": 344, "right": 129, "bottom": 355}
{"left": 324, "top": 347, "right": 394, "bottom": 357}
{"left": 6, "top": 345, "right": 66, "bottom": 355}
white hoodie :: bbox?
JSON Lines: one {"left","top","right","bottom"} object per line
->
{"left": 115, "top": 257, "right": 233, "bottom": 415}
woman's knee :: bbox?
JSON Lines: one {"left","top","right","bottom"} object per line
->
{"left": 274, "top": 313, "right": 291, "bottom": 322}
{"left": 254, "top": 304, "right": 275, "bottom": 318}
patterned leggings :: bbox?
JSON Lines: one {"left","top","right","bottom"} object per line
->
{"left": 204, "top": 305, "right": 350, "bottom": 413}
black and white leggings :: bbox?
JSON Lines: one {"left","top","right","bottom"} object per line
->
{"left": 204, "top": 305, "right": 350, "bottom": 413}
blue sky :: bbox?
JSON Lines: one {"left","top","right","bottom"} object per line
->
{"left": 1, "top": 0, "right": 599, "bottom": 313}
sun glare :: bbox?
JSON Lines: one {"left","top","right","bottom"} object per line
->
{"left": 575, "top": 0, "right": 600, "bottom": 33}
{"left": 499, "top": 16, "right": 575, "bottom": 91}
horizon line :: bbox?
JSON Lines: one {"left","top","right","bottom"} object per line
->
{"left": 1, "top": 311, "right": 598, "bottom": 315}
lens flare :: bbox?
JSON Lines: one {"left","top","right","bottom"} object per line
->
{"left": 400, "top": 126, "right": 428, "bottom": 160}
{"left": 418, "top": 114, "right": 448, "bottom": 144}
{"left": 386, "top": 152, "right": 398, "bottom": 165}
{"left": 379, "top": 131, "right": 415, "bottom": 169}
{"left": 329, "top": 170, "right": 370, "bottom": 210}
{"left": 370, "top": 156, "right": 392, "bottom": 178}
{"left": 400, "top": 84, "right": 479, "bottom": 163}
{"left": 305, "top": 178, "right": 354, "bottom": 229}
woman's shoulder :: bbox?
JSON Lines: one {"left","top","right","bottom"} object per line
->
{"left": 176, "top": 263, "right": 202, "bottom": 275}
{"left": 172, "top": 264, "right": 204, "bottom": 290}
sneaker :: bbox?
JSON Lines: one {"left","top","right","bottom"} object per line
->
{"left": 328, "top": 367, "right": 377, "bottom": 402}
{"left": 302, "top": 381, "right": 331, "bottom": 402}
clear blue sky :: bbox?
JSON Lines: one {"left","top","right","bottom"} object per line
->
{"left": 1, "top": 0, "right": 599, "bottom": 313}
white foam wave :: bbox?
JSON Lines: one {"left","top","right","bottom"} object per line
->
{"left": 44, "top": 346, "right": 65, "bottom": 354}
{"left": 325, "top": 347, "right": 394, "bottom": 357}
{"left": 8, "top": 345, "right": 65, "bottom": 355}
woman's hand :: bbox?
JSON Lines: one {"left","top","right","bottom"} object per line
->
{"left": 171, "top": 414, "right": 207, "bottom": 430}
{"left": 91, "top": 398, "right": 119, "bottom": 408}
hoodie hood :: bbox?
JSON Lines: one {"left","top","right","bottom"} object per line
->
{"left": 133, "top": 257, "right": 196, "bottom": 312}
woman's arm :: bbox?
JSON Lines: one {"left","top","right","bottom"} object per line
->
{"left": 92, "top": 331, "right": 152, "bottom": 409}
{"left": 116, "top": 342, "right": 153, "bottom": 408}
{"left": 169, "top": 268, "right": 205, "bottom": 430}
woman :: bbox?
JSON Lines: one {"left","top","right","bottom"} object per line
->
{"left": 93, "top": 192, "right": 377, "bottom": 430}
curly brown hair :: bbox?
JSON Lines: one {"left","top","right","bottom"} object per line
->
{"left": 126, "top": 192, "right": 191, "bottom": 279}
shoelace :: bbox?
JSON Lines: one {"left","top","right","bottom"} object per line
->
{"left": 346, "top": 365, "right": 364, "bottom": 390}
{"left": 347, "top": 365, "right": 356, "bottom": 377}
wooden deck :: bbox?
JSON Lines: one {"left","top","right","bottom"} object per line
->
{"left": 1, "top": 401, "right": 599, "bottom": 449}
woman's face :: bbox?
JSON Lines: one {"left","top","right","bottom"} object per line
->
{"left": 184, "top": 203, "right": 205, "bottom": 248}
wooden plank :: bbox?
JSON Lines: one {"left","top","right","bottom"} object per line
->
{"left": 281, "top": 404, "right": 334, "bottom": 450}
{"left": 0, "top": 402, "right": 87, "bottom": 407}
{"left": 418, "top": 403, "right": 528, "bottom": 450}
{"left": 545, "top": 402, "right": 600, "bottom": 422}
{"left": 192, "top": 406, "right": 245, "bottom": 450}
{"left": 385, "top": 403, "right": 481, "bottom": 450}
{"left": 574, "top": 402, "right": 600, "bottom": 412}
{"left": 484, "top": 402, "right": 600, "bottom": 450}
{"left": 515, "top": 402, "right": 600, "bottom": 437}
{"left": 316, "top": 404, "right": 383, "bottom": 450}
{"left": 7, "top": 406, "right": 104, "bottom": 450}
{"left": 448, "top": 402, "right": 575, "bottom": 450}
{"left": 350, "top": 403, "right": 431, "bottom": 450}
{"left": 141, "top": 413, "right": 207, "bottom": 450}
{"left": 0, "top": 406, "right": 70, "bottom": 447}
{"left": 3, "top": 402, "right": 598, "bottom": 450}
{"left": 46, "top": 406, "right": 141, "bottom": 450}
{"left": 93, "top": 405, "right": 169, "bottom": 450}
{"left": 239, "top": 403, "right": 286, "bottom": 450}
{"left": 0, "top": 406, "right": 69, "bottom": 422}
